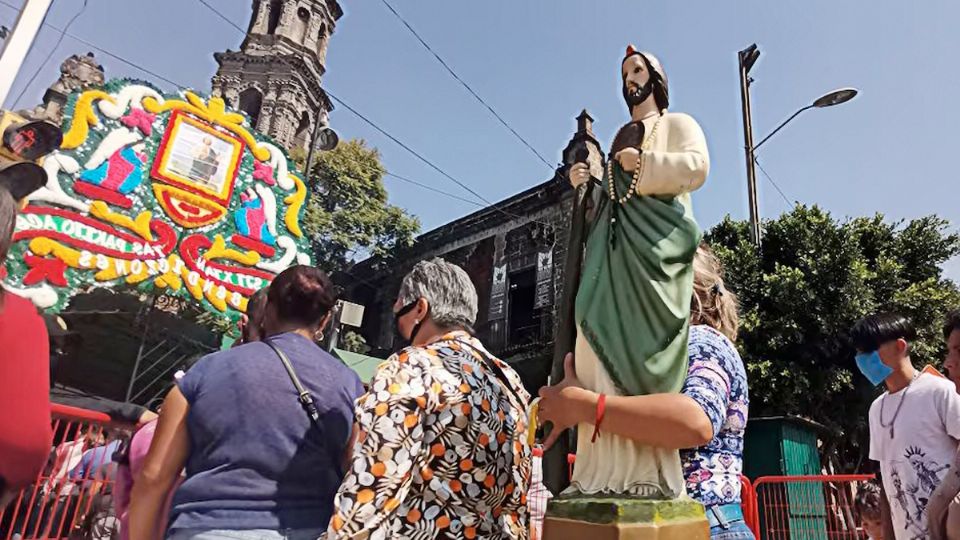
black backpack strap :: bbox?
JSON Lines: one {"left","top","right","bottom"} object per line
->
{"left": 264, "top": 340, "right": 322, "bottom": 429}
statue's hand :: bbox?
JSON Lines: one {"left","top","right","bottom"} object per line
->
{"left": 568, "top": 162, "right": 590, "bottom": 189}
{"left": 538, "top": 353, "right": 595, "bottom": 451}
{"left": 615, "top": 147, "right": 641, "bottom": 172}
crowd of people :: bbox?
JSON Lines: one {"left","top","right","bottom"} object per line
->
{"left": 0, "top": 158, "right": 758, "bottom": 540}
{"left": 2, "top": 155, "right": 960, "bottom": 540}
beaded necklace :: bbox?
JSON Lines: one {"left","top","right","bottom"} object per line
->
{"left": 607, "top": 113, "right": 663, "bottom": 248}
{"left": 879, "top": 370, "right": 920, "bottom": 439}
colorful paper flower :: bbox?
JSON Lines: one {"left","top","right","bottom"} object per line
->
{"left": 23, "top": 254, "right": 68, "bottom": 287}
{"left": 120, "top": 107, "right": 156, "bottom": 136}
{"left": 252, "top": 160, "right": 276, "bottom": 186}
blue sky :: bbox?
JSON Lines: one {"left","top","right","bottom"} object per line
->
{"left": 4, "top": 0, "right": 960, "bottom": 276}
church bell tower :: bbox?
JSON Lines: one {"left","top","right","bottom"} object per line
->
{"left": 211, "top": 0, "right": 341, "bottom": 151}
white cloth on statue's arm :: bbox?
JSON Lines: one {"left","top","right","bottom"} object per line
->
{"left": 636, "top": 112, "right": 709, "bottom": 196}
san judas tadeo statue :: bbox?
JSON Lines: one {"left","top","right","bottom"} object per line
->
{"left": 565, "top": 45, "right": 709, "bottom": 499}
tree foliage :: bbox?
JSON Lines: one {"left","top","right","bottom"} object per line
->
{"left": 297, "top": 139, "right": 420, "bottom": 273}
{"left": 706, "top": 205, "right": 960, "bottom": 471}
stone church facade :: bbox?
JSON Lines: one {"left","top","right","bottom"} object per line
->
{"left": 342, "top": 112, "right": 603, "bottom": 392}
{"left": 211, "top": 0, "right": 341, "bottom": 151}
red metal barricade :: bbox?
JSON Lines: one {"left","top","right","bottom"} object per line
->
{"left": 741, "top": 474, "right": 760, "bottom": 536}
{"left": 0, "top": 403, "right": 135, "bottom": 539}
{"left": 752, "top": 474, "right": 876, "bottom": 540}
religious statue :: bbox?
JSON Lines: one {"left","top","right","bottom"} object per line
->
{"left": 564, "top": 45, "right": 709, "bottom": 498}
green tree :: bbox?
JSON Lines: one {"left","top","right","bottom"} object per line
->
{"left": 706, "top": 205, "right": 960, "bottom": 471}
{"left": 298, "top": 139, "right": 420, "bottom": 273}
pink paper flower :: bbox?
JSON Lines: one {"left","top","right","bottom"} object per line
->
{"left": 121, "top": 108, "right": 156, "bottom": 136}
{"left": 252, "top": 161, "right": 276, "bottom": 186}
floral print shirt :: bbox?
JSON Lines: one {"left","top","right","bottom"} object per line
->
{"left": 326, "top": 331, "right": 532, "bottom": 540}
{"left": 680, "top": 325, "right": 750, "bottom": 507}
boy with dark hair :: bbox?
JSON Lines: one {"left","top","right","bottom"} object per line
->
{"left": 852, "top": 313, "right": 960, "bottom": 539}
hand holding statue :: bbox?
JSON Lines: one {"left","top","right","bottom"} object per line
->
{"left": 538, "top": 353, "right": 594, "bottom": 451}
{"left": 568, "top": 162, "right": 590, "bottom": 189}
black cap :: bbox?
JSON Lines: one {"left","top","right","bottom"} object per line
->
{"left": 0, "top": 161, "right": 46, "bottom": 200}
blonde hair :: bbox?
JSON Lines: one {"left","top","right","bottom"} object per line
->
{"left": 691, "top": 243, "right": 740, "bottom": 342}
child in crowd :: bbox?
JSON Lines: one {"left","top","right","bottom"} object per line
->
{"left": 856, "top": 480, "right": 884, "bottom": 540}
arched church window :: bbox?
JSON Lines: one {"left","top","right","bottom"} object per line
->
{"left": 239, "top": 88, "right": 263, "bottom": 129}
{"left": 267, "top": 0, "right": 282, "bottom": 35}
{"left": 293, "top": 110, "right": 311, "bottom": 150}
{"left": 296, "top": 6, "right": 310, "bottom": 44}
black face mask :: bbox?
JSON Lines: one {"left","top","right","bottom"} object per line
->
{"left": 394, "top": 300, "right": 427, "bottom": 347}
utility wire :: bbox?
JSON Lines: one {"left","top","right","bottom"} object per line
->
{"left": 385, "top": 172, "right": 484, "bottom": 207}
{"left": 325, "top": 89, "right": 554, "bottom": 227}
{"left": 11, "top": 0, "right": 88, "bottom": 109}
{"left": 324, "top": 89, "right": 500, "bottom": 208}
{"left": 754, "top": 156, "right": 794, "bottom": 208}
{"left": 193, "top": 0, "right": 554, "bottom": 227}
{"left": 198, "top": 0, "right": 245, "bottom": 33}
{"left": 0, "top": 0, "right": 184, "bottom": 89}
{"left": 379, "top": 0, "right": 553, "bottom": 170}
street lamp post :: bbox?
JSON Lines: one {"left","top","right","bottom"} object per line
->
{"left": 738, "top": 43, "right": 858, "bottom": 248}
{"left": 738, "top": 45, "right": 762, "bottom": 247}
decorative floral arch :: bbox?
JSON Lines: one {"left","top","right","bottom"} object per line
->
{"left": 2, "top": 79, "right": 312, "bottom": 321}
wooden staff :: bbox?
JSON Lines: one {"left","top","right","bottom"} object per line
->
{"left": 543, "top": 145, "right": 600, "bottom": 494}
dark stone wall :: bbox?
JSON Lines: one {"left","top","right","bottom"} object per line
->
{"left": 341, "top": 176, "right": 575, "bottom": 393}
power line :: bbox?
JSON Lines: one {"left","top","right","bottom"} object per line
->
{"left": 197, "top": 0, "right": 245, "bottom": 34}
{"left": 379, "top": 0, "right": 553, "bottom": 171}
{"left": 754, "top": 156, "right": 793, "bottom": 208}
{"left": 385, "top": 172, "right": 484, "bottom": 207}
{"left": 11, "top": 0, "right": 88, "bottom": 109}
{"left": 324, "top": 90, "right": 552, "bottom": 227}
{"left": 324, "top": 89, "right": 502, "bottom": 207}
{"left": 194, "top": 0, "right": 506, "bottom": 208}
{"left": 0, "top": 0, "right": 184, "bottom": 89}
{"left": 201, "top": 0, "right": 555, "bottom": 227}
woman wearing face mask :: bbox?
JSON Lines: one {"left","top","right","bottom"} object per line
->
{"left": 325, "top": 258, "right": 532, "bottom": 540}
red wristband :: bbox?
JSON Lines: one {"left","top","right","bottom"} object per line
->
{"left": 591, "top": 393, "right": 606, "bottom": 443}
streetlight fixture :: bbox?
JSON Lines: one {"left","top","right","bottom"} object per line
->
{"left": 754, "top": 88, "right": 859, "bottom": 151}
{"left": 738, "top": 43, "right": 858, "bottom": 248}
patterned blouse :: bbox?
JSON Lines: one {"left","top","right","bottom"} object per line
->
{"left": 680, "top": 325, "right": 750, "bottom": 507}
{"left": 326, "top": 331, "right": 532, "bottom": 540}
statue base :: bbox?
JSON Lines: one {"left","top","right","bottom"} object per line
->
{"left": 543, "top": 497, "right": 708, "bottom": 540}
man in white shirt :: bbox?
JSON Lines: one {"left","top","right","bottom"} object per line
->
{"left": 853, "top": 313, "right": 960, "bottom": 540}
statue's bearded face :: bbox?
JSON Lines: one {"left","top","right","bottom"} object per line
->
{"left": 622, "top": 55, "right": 653, "bottom": 109}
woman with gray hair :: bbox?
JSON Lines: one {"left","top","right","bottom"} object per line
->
{"left": 325, "top": 258, "right": 532, "bottom": 539}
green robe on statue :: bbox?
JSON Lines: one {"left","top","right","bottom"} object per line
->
{"left": 569, "top": 111, "right": 708, "bottom": 498}
{"left": 576, "top": 163, "right": 701, "bottom": 397}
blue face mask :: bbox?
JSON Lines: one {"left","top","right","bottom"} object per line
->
{"left": 855, "top": 351, "right": 894, "bottom": 386}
